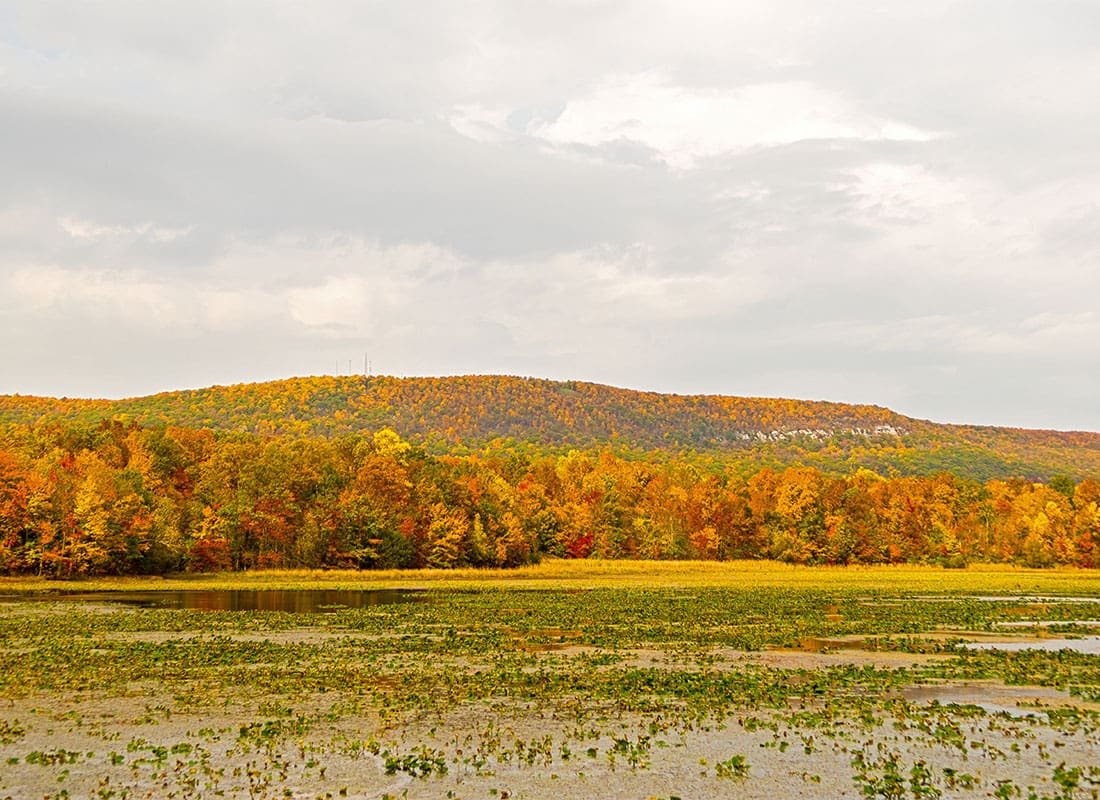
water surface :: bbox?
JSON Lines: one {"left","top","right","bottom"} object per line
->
{"left": 0, "top": 589, "right": 421, "bottom": 613}
{"left": 963, "top": 636, "right": 1100, "bottom": 654}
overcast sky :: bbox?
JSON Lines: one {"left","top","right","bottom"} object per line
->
{"left": 2, "top": 2, "right": 1099, "bottom": 431}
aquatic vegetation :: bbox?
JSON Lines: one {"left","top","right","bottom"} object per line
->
{"left": 713, "top": 753, "right": 750, "bottom": 779}
{"left": 1, "top": 565, "right": 1100, "bottom": 797}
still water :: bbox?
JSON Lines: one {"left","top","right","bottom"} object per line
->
{"left": 963, "top": 636, "right": 1100, "bottom": 655}
{"left": 1, "top": 589, "right": 421, "bottom": 613}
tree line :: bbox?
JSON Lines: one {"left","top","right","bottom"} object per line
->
{"left": 1, "top": 419, "right": 1098, "bottom": 576}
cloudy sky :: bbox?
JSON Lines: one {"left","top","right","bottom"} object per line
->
{"left": 2, "top": 2, "right": 1099, "bottom": 431}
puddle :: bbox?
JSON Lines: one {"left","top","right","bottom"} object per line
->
{"left": 963, "top": 636, "right": 1100, "bottom": 654}
{"left": 791, "top": 636, "right": 870, "bottom": 652}
{"left": 901, "top": 681, "right": 1083, "bottom": 717}
{"left": 0, "top": 589, "right": 423, "bottom": 613}
{"left": 995, "top": 620, "right": 1100, "bottom": 628}
{"left": 908, "top": 595, "right": 1100, "bottom": 603}
{"left": 507, "top": 627, "right": 585, "bottom": 652}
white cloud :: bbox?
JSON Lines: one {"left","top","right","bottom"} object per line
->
{"left": 809, "top": 312, "right": 1100, "bottom": 360}
{"left": 59, "top": 217, "right": 193, "bottom": 243}
{"left": 459, "top": 73, "right": 937, "bottom": 169}
{"left": 447, "top": 104, "right": 517, "bottom": 145}
{"left": 6, "top": 267, "right": 186, "bottom": 325}
{"left": 2, "top": 236, "right": 472, "bottom": 337}
{"left": 842, "top": 163, "right": 969, "bottom": 221}
{"left": 195, "top": 287, "right": 279, "bottom": 330}
{"left": 287, "top": 275, "right": 371, "bottom": 333}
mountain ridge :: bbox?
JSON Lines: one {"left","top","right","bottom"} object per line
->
{"left": 2, "top": 374, "right": 1099, "bottom": 480}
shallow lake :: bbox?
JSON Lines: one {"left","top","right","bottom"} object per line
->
{"left": 0, "top": 589, "right": 421, "bottom": 613}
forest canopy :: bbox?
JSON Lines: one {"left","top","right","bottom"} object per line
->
{"left": 1, "top": 417, "right": 1098, "bottom": 576}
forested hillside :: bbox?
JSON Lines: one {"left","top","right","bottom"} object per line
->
{"left": 1, "top": 419, "right": 1098, "bottom": 576}
{"left": 3, "top": 375, "right": 1100, "bottom": 480}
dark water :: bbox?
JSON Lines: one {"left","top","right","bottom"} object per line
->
{"left": 1, "top": 589, "right": 421, "bottom": 613}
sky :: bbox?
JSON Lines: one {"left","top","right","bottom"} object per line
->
{"left": 1, "top": 1, "right": 1099, "bottom": 431}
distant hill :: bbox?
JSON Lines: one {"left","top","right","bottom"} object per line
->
{"left": 2, "top": 375, "right": 1099, "bottom": 481}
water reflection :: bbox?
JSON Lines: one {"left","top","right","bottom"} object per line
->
{"left": 2, "top": 589, "right": 420, "bottom": 613}
{"left": 963, "top": 636, "right": 1100, "bottom": 655}
{"left": 901, "top": 681, "right": 1078, "bottom": 716}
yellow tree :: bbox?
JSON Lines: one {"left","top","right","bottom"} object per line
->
{"left": 0, "top": 450, "right": 32, "bottom": 570}
{"left": 69, "top": 451, "right": 115, "bottom": 574}
{"left": 768, "top": 467, "right": 826, "bottom": 563}
{"left": 425, "top": 502, "right": 469, "bottom": 568}
{"left": 1073, "top": 479, "right": 1100, "bottom": 566}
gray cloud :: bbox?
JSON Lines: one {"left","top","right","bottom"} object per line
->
{"left": 1, "top": 1, "right": 1098, "bottom": 430}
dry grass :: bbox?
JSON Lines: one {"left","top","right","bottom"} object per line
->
{"left": 3, "top": 559, "right": 1100, "bottom": 595}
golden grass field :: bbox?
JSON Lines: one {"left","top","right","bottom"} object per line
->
{"left": 4, "top": 559, "right": 1100, "bottom": 594}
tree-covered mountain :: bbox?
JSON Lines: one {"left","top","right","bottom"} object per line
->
{"left": 3, "top": 376, "right": 1100, "bottom": 576}
{"left": 2, "top": 374, "right": 1099, "bottom": 481}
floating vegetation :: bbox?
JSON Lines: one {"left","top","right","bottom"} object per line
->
{"left": 1, "top": 565, "right": 1100, "bottom": 797}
